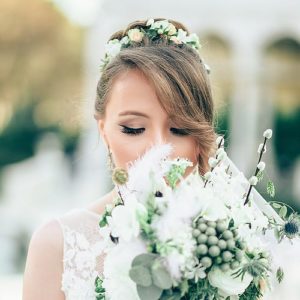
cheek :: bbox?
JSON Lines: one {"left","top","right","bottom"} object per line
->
{"left": 170, "top": 138, "right": 199, "bottom": 167}
{"left": 108, "top": 132, "right": 150, "bottom": 169}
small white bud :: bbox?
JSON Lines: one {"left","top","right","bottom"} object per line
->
{"left": 263, "top": 129, "right": 273, "bottom": 139}
{"left": 208, "top": 157, "right": 218, "bottom": 168}
{"left": 257, "top": 162, "right": 266, "bottom": 171}
{"left": 258, "top": 143, "right": 267, "bottom": 154}
{"left": 216, "top": 148, "right": 227, "bottom": 161}
{"left": 146, "top": 18, "right": 154, "bottom": 26}
{"left": 216, "top": 136, "right": 224, "bottom": 146}
{"left": 249, "top": 176, "right": 258, "bottom": 186}
{"left": 204, "top": 172, "right": 212, "bottom": 180}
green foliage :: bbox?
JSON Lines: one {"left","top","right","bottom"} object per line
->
{"left": 256, "top": 170, "right": 264, "bottom": 182}
{"left": 95, "top": 276, "right": 105, "bottom": 300}
{"left": 165, "top": 162, "right": 188, "bottom": 189}
{"left": 232, "top": 256, "right": 270, "bottom": 281}
{"left": 0, "top": 103, "right": 80, "bottom": 170}
{"left": 239, "top": 281, "right": 262, "bottom": 300}
{"left": 276, "top": 267, "right": 284, "bottom": 283}
{"left": 274, "top": 108, "right": 300, "bottom": 172}
{"left": 129, "top": 253, "right": 173, "bottom": 300}
{"left": 267, "top": 181, "right": 275, "bottom": 198}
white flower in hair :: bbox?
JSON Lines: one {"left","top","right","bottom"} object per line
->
{"left": 120, "top": 36, "right": 130, "bottom": 45}
{"left": 105, "top": 39, "right": 122, "bottom": 57}
{"left": 146, "top": 18, "right": 154, "bottom": 26}
{"left": 127, "top": 28, "right": 144, "bottom": 42}
{"left": 167, "top": 23, "right": 177, "bottom": 35}
{"left": 176, "top": 28, "right": 188, "bottom": 43}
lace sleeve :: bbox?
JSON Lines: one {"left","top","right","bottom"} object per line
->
{"left": 57, "top": 209, "right": 105, "bottom": 300}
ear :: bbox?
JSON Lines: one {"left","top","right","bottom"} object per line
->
{"left": 97, "top": 119, "right": 109, "bottom": 149}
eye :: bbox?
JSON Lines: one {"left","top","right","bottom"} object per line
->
{"left": 120, "top": 125, "right": 145, "bottom": 135}
{"left": 170, "top": 127, "right": 189, "bottom": 136}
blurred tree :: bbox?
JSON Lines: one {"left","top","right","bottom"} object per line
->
{"left": 0, "top": 0, "right": 84, "bottom": 169}
{"left": 0, "top": 0, "right": 84, "bottom": 133}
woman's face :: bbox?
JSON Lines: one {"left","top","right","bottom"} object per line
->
{"left": 97, "top": 68, "right": 199, "bottom": 176}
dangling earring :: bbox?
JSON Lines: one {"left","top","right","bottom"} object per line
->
{"left": 107, "top": 145, "right": 116, "bottom": 173}
{"left": 107, "top": 145, "right": 128, "bottom": 187}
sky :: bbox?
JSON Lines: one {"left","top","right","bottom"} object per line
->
{"left": 51, "top": 0, "right": 103, "bottom": 26}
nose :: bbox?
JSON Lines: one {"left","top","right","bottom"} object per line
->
{"left": 152, "top": 129, "right": 168, "bottom": 146}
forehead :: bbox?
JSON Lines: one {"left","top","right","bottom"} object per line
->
{"left": 106, "top": 69, "right": 167, "bottom": 118}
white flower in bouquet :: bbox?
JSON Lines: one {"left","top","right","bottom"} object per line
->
{"left": 107, "top": 196, "right": 147, "bottom": 242}
{"left": 208, "top": 267, "right": 253, "bottom": 297}
{"left": 102, "top": 240, "right": 147, "bottom": 300}
{"left": 125, "top": 144, "right": 173, "bottom": 204}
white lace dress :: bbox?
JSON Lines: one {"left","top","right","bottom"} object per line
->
{"left": 57, "top": 208, "right": 105, "bottom": 300}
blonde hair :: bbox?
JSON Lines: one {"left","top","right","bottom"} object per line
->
{"left": 94, "top": 18, "right": 217, "bottom": 174}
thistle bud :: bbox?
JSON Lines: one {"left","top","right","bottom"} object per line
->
{"left": 112, "top": 168, "right": 128, "bottom": 185}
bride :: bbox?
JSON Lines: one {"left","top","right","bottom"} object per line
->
{"left": 22, "top": 17, "right": 216, "bottom": 299}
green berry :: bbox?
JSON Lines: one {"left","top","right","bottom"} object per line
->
{"left": 230, "top": 261, "right": 240, "bottom": 270}
{"left": 198, "top": 223, "right": 208, "bottom": 232}
{"left": 197, "top": 234, "right": 208, "bottom": 244}
{"left": 198, "top": 218, "right": 205, "bottom": 223}
{"left": 200, "top": 257, "right": 212, "bottom": 268}
{"left": 206, "top": 227, "right": 217, "bottom": 236}
{"left": 196, "top": 244, "right": 208, "bottom": 256}
{"left": 207, "top": 236, "right": 219, "bottom": 246}
{"left": 220, "top": 263, "right": 230, "bottom": 272}
{"left": 233, "top": 229, "right": 239, "bottom": 237}
{"left": 192, "top": 229, "right": 201, "bottom": 238}
{"left": 208, "top": 246, "right": 221, "bottom": 257}
{"left": 235, "top": 250, "right": 244, "bottom": 262}
{"left": 207, "top": 221, "right": 216, "bottom": 228}
{"left": 222, "top": 230, "right": 234, "bottom": 240}
{"left": 218, "top": 239, "right": 227, "bottom": 250}
{"left": 226, "top": 239, "right": 236, "bottom": 250}
{"left": 236, "top": 240, "right": 247, "bottom": 250}
{"left": 215, "top": 256, "right": 223, "bottom": 264}
{"left": 216, "top": 221, "right": 227, "bottom": 233}
{"left": 222, "top": 251, "right": 233, "bottom": 262}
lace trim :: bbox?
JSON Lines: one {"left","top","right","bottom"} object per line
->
{"left": 57, "top": 214, "right": 104, "bottom": 300}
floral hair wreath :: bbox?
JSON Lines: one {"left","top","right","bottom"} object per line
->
{"left": 100, "top": 18, "right": 211, "bottom": 74}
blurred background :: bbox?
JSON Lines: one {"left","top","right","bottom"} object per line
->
{"left": 0, "top": 0, "right": 299, "bottom": 299}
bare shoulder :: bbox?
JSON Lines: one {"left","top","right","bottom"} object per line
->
{"left": 87, "top": 189, "right": 116, "bottom": 215}
{"left": 23, "top": 218, "right": 65, "bottom": 300}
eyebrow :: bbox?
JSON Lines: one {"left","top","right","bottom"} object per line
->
{"left": 118, "top": 111, "right": 150, "bottom": 118}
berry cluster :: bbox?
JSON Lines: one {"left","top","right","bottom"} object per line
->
{"left": 192, "top": 217, "right": 245, "bottom": 272}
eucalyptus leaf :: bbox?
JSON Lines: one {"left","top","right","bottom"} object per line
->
{"left": 132, "top": 253, "right": 158, "bottom": 268}
{"left": 151, "top": 264, "right": 173, "bottom": 290}
{"left": 272, "top": 202, "right": 282, "bottom": 209}
{"left": 137, "top": 284, "right": 163, "bottom": 300}
{"left": 279, "top": 206, "right": 287, "bottom": 219}
{"left": 129, "top": 265, "right": 152, "bottom": 287}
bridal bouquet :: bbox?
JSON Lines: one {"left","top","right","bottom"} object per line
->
{"left": 95, "top": 130, "right": 299, "bottom": 300}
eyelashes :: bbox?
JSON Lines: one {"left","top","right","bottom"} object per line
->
{"left": 120, "top": 126, "right": 189, "bottom": 136}
{"left": 120, "top": 126, "right": 145, "bottom": 135}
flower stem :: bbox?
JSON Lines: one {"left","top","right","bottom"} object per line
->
{"left": 244, "top": 137, "right": 267, "bottom": 205}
